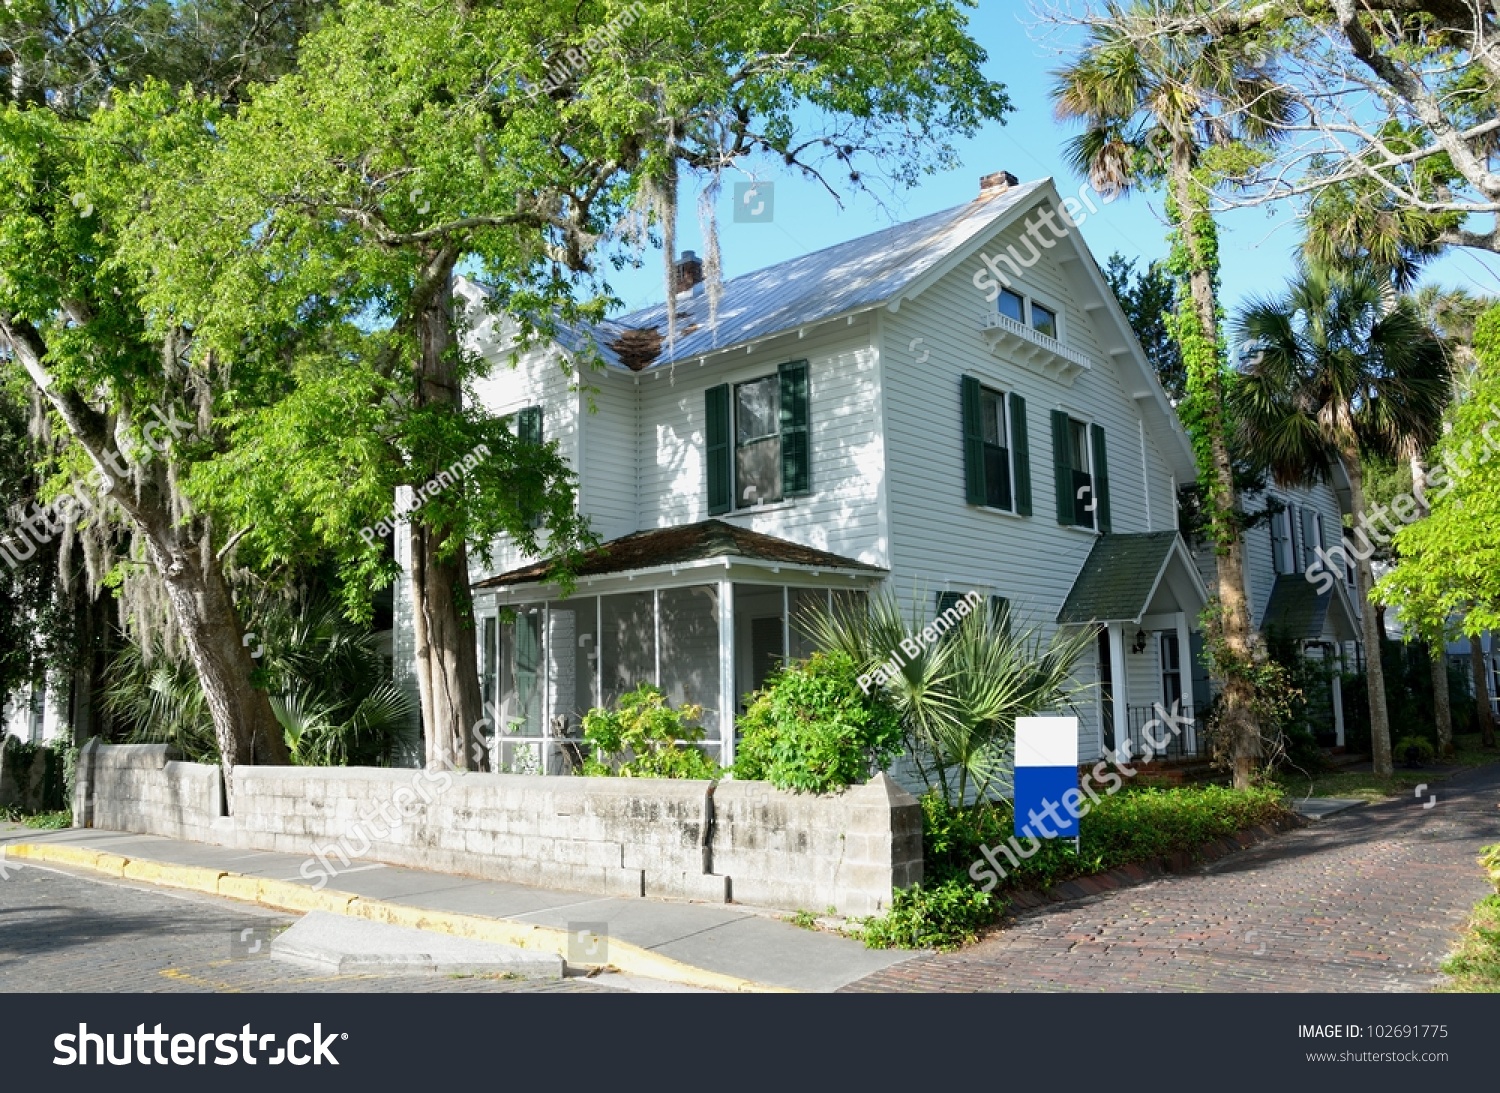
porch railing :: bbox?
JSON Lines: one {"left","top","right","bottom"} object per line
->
{"left": 1122, "top": 704, "right": 1205, "bottom": 762}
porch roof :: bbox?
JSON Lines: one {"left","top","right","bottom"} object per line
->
{"left": 1260, "top": 573, "right": 1360, "bottom": 643}
{"left": 1056, "top": 531, "right": 1208, "bottom": 625}
{"left": 472, "top": 519, "right": 885, "bottom": 590}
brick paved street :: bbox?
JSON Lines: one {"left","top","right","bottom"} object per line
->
{"left": 0, "top": 865, "right": 609, "bottom": 993}
{"left": 845, "top": 764, "right": 1500, "bottom": 993}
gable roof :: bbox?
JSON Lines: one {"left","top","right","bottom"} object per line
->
{"left": 1057, "top": 532, "right": 1208, "bottom": 625}
{"left": 1260, "top": 573, "right": 1360, "bottom": 642}
{"left": 472, "top": 518, "right": 885, "bottom": 589}
{"left": 600, "top": 180, "right": 1049, "bottom": 370}
{"left": 458, "top": 174, "right": 1198, "bottom": 483}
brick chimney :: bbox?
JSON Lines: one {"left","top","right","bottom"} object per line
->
{"left": 673, "top": 250, "right": 704, "bottom": 293}
{"left": 979, "top": 170, "right": 1019, "bottom": 196}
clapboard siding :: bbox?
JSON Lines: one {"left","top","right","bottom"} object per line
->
{"left": 884, "top": 221, "right": 1178, "bottom": 630}
{"left": 633, "top": 319, "right": 888, "bottom": 567}
{"left": 1241, "top": 480, "right": 1359, "bottom": 628}
{"left": 578, "top": 370, "right": 639, "bottom": 543}
{"left": 880, "top": 217, "right": 1183, "bottom": 760}
{"left": 465, "top": 321, "right": 581, "bottom": 576}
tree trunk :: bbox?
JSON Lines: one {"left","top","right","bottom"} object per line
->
{"left": 1342, "top": 450, "right": 1393, "bottom": 776}
{"left": 1169, "top": 153, "right": 1259, "bottom": 789}
{"left": 1, "top": 312, "right": 289, "bottom": 798}
{"left": 408, "top": 259, "right": 485, "bottom": 772}
{"left": 1432, "top": 644, "right": 1455, "bottom": 760}
{"left": 1473, "top": 634, "right": 1496, "bottom": 748}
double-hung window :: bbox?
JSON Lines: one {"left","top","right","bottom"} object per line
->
{"left": 1270, "top": 505, "right": 1291, "bottom": 575}
{"left": 705, "top": 361, "right": 810, "bottom": 514}
{"left": 734, "top": 376, "right": 782, "bottom": 506}
{"left": 962, "top": 376, "right": 1030, "bottom": 515}
{"left": 1051, "top": 411, "right": 1110, "bottom": 532}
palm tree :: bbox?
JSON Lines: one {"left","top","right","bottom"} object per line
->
{"left": 1052, "top": 0, "right": 1292, "bottom": 788}
{"left": 1234, "top": 264, "right": 1450, "bottom": 777}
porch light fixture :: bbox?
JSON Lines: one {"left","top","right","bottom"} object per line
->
{"left": 1131, "top": 628, "right": 1147, "bottom": 654}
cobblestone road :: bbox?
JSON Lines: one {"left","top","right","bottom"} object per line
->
{"left": 845, "top": 764, "right": 1500, "bottom": 993}
{"left": 0, "top": 864, "right": 609, "bottom": 993}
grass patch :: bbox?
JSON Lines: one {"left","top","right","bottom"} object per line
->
{"left": 1442, "top": 894, "right": 1500, "bottom": 992}
{"left": 858, "top": 783, "right": 1293, "bottom": 951}
{"left": 0, "top": 806, "right": 71, "bottom": 829}
{"left": 1273, "top": 732, "right": 1500, "bottom": 802}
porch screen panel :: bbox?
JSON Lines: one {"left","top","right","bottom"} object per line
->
{"left": 496, "top": 607, "right": 543, "bottom": 774}
{"left": 545, "top": 597, "right": 598, "bottom": 729}
{"left": 788, "top": 588, "right": 827, "bottom": 660}
{"left": 600, "top": 592, "right": 657, "bottom": 706}
{"left": 658, "top": 586, "right": 722, "bottom": 744}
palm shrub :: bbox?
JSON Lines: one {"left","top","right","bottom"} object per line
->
{"left": 733, "top": 651, "right": 902, "bottom": 793}
{"left": 104, "top": 639, "right": 219, "bottom": 762}
{"left": 105, "top": 596, "right": 416, "bottom": 766}
{"left": 800, "top": 592, "right": 1094, "bottom": 805}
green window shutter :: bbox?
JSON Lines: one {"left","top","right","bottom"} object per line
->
{"left": 962, "top": 376, "right": 986, "bottom": 505}
{"left": 706, "top": 385, "right": 732, "bottom": 515}
{"left": 1009, "top": 394, "right": 1031, "bottom": 516}
{"left": 779, "top": 360, "right": 810, "bottom": 496}
{"left": 516, "top": 407, "right": 545, "bottom": 529}
{"left": 1051, "top": 409, "right": 1073, "bottom": 524}
{"left": 1091, "top": 422, "right": 1111, "bottom": 533}
{"left": 990, "top": 595, "right": 1011, "bottom": 632}
{"left": 518, "top": 406, "right": 543, "bottom": 446}
{"left": 936, "top": 591, "right": 963, "bottom": 616}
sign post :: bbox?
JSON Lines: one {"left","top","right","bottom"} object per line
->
{"left": 1014, "top": 716, "right": 1080, "bottom": 848}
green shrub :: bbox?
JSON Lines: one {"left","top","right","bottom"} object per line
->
{"left": 1394, "top": 735, "right": 1436, "bottom": 767}
{"left": 1481, "top": 844, "right": 1500, "bottom": 893}
{"left": 858, "top": 784, "right": 1293, "bottom": 951}
{"left": 580, "top": 683, "right": 720, "bottom": 779}
{"left": 859, "top": 877, "right": 1002, "bottom": 951}
{"left": 733, "top": 651, "right": 902, "bottom": 793}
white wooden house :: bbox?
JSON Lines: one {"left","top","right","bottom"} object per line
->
{"left": 391, "top": 171, "right": 1355, "bottom": 775}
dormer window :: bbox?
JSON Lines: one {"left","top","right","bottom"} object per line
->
{"left": 998, "top": 288, "right": 1025, "bottom": 324}
{"left": 1030, "top": 302, "right": 1058, "bottom": 339}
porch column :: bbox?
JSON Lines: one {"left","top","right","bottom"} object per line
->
{"left": 1109, "top": 623, "right": 1128, "bottom": 763}
{"left": 1331, "top": 660, "right": 1346, "bottom": 747}
{"left": 718, "top": 579, "right": 736, "bottom": 768}
{"left": 1175, "top": 612, "right": 1197, "bottom": 754}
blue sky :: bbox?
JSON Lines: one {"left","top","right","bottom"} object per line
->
{"left": 601, "top": 3, "right": 1500, "bottom": 319}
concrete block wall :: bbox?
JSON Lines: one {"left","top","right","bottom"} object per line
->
{"left": 75, "top": 744, "right": 922, "bottom": 915}
{"left": 88, "top": 743, "right": 222, "bottom": 842}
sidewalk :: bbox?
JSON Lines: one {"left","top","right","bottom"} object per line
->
{"left": 0, "top": 824, "right": 912, "bottom": 993}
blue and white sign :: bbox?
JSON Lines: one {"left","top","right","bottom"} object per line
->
{"left": 1013, "top": 716, "right": 1080, "bottom": 839}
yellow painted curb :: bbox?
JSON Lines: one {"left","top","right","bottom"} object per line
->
{"left": 122, "top": 859, "right": 227, "bottom": 893}
{"left": 8, "top": 843, "right": 791, "bottom": 993}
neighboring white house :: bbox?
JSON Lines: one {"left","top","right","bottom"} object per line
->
{"left": 395, "top": 171, "right": 1228, "bottom": 778}
{"left": 1227, "top": 475, "right": 1364, "bottom": 747}
{"left": 2, "top": 680, "right": 68, "bottom": 745}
